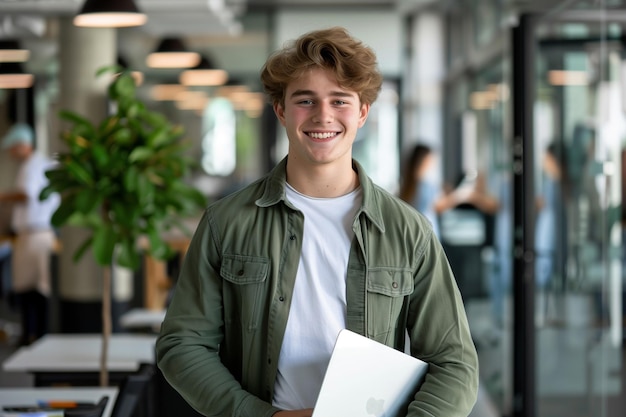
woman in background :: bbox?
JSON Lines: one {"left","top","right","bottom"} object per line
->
{"left": 535, "top": 142, "right": 569, "bottom": 325}
{"left": 399, "top": 144, "right": 442, "bottom": 237}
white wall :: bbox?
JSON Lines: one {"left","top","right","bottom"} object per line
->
{"left": 274, "top": 10, "right": 404, "bottom": 77}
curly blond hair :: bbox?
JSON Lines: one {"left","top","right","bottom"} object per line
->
{"left": 260, "top": 26, "right": 383, "bottom": 107}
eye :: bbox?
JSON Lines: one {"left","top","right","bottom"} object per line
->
{"left": 297, "top": 99, "right": 314, "bottom": 105}
{"left": 333, "top": 100, "right": 347, "bottom": 105}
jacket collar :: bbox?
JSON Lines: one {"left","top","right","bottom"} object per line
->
{"left": 256, "top": 156, "right": 385, "bottom": 233}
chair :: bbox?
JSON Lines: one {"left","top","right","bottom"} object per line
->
{"left": 63, "top": 396, "right": 109, "bottom": 417}
{"left": 110, "top": 363, "right": 156, "bottom": 417}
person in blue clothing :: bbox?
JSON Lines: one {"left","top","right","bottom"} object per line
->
{"left": 535, "top": 142, "right": 569, "bottom": 325}
{"left": 399, "top": 144, "right": 443, "bottom": 237}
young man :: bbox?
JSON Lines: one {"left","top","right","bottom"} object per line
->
{"left": 156, "top": 27, "right": 478, "bottom": 417}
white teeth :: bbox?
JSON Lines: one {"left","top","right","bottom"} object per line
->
{"left": 309, "top": 132, "right": 336, "bottom": 139}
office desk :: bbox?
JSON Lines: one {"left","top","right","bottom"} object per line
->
{"left": 119, "top": 309, "right": 166, "bottom": 333}
{"left": 0, "top": 387, "right": 117, "bottom": 417}
{"left": 2, "top": 334, "right": 156, "bottom": 387}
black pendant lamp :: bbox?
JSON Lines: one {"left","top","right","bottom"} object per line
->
{"left": 179, "top": 55, "right": 228, "bottom": 86}
{"left": 0, "top": 40, "right": 30, "bottom": 63}
{"left": 74, "top": 0, "right": 147, "bottom": 28}
{"left": 146, "top": 37, "right": 200, "bottom": 69}
{"left": 0, "top": 62, "right": 34, "bottom": 89}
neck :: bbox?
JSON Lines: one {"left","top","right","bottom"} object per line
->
{"left": 286, "top": 158, "right": 359, "bottom": 198}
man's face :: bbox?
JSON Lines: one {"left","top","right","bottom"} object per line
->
{"left": 274, "top": 67, "right": 370, "bottom": 169}
{"left": 8, "top": 143, "right": 32, "bottom": 160}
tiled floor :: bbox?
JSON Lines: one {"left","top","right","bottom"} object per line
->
{"left": 0, "top": 305, "right": 33, "bottom": 387}
{"left": 466, "top": 295, "right": 626, "bottom": 417}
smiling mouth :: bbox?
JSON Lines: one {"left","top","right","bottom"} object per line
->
{"left": 307, "top": 132, "right": 338, "bottom": 140}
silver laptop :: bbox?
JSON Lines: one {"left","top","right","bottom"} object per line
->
{"left": 312, "top": 329, "right": 428, "bottom": 417}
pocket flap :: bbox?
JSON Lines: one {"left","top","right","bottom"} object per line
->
{"left": 221, "top": 254, "right": 269, "bottom": 284}
{"left": 367, "top": 269, "right": 413, "bottom": 297}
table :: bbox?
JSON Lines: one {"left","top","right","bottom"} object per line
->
{"left": 119, "top": 309, "right": 165, "bottom": 333}
{"left": 2, "top": 333, "right": 156, "bottom": 386}
{"left": 0, "top": 387, "right": 118, "bottom": 417}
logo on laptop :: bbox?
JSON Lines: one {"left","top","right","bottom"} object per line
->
{"left": 366, "top": 397, "right": 385, "bottom": 417}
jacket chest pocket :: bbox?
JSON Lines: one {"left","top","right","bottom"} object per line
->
{"left": 366, "top": 268, "right": 413, "bottom": 342}
{"left": 221, "top": 254, "right": 269, "bottom": 331}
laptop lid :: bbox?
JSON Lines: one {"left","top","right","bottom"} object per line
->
{"left": 312, "top": 329, "right": 428, "bottom": 417}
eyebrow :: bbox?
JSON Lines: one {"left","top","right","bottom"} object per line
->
{"left": 289, "top": 89, "right": 356, "bottom": 99}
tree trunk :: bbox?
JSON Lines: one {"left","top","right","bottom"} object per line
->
{"left": 100, "top": 265, "right": 112, "bottom": 387}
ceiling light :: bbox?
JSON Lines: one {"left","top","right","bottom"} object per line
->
{"left": 469, "top": 91, "right": 497, "bottom": 110}
{"left": 174, "top": 91, "right": 210, "bottom": 111}
{"left": 215, "top": 83, "right": 249, "bottom": 99}
{"left": 548, "top": 70, "right": 588, "bottom": 86}
{"left": 0, "top": 40, "right": 30, "bottom": 63}
{"left": 74, "top": 0, "right": 147, "bottom": 28}
{"left": 151, "top": 84, "right": 187, "bottom": 101}
{"left": 146, "top": 38, "right": 200, "bottom": 69}
{"left": 179, "top": 55, "right": 228, "bottom": 86}
{"left": 0, "top": 62, "right": 34, "bottom": 89}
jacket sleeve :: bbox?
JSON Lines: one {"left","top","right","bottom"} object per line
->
{"left": 406, "top": 231, "right": 479, "bottom": 417}
{"left": 155, "top": 210, "right": 280, "bottom": 417}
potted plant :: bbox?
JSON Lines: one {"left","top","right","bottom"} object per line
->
{"left": 40, "top": 66, "right": 206, "bottom": 386}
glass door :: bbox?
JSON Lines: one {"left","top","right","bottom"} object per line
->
{"left": 531, "top": 3, "right": 624, "bottom": 416}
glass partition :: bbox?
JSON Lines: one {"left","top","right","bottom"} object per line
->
{"left": 443, "top": 2, "right": 624, "bottom": 416}
{"left": 532, "top": 5, "right": 624, "bottom": 416}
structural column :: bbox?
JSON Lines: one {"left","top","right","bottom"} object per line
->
{"left": 403, "top": 12, "right": 444, "bottom": 150}
{"left": 55, "top": 18, "right": 116, "bottom": 332}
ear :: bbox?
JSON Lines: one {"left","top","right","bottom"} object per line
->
{"left": 358, "top": 103, "right": 370, "bottom": 128}
{"left": 274, "top": 102, "right": 286, "bottom": 127}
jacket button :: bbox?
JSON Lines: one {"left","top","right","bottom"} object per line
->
{"left": 238, "top": 269, "right": 244, "bottom": 276}
{"left": 290, "top": 235, "right": 296, "bottom": 240}
{"left": 279, "top": 296, "right": 284, "bottom": 302}
{"left": 392, "top": 281, "right": 398, "bottom": 288}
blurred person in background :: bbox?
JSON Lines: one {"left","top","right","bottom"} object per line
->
{"left": 0, "top": 122, "right": 59, "bottom": 346}
{"left": 399, "top": 143, "right": 443, "bottom": 237}
{"left": 535, "top": 141, "right": 569, "bottom": 326}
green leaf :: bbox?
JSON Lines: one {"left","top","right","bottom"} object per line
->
{"left": 39, "top": 185, "right": 56, "bottom": 201}
{"left": 109, "top": 72, "right": 136, "bottom": 100}
{"left": 129, "top": 147, "right": 153, "bottom": 162}
{"left": 91, "top": 143, "right": 109, "bottom": 168}
{"left": 146, "top": 126, "right": 173, "bottom": 148}
{"left": 51, "top": 200, "right": 78, "bottom": 227}
{"left": 66, "top": 160, "right": 94, "bottom": 185}
{"left": 111, "top": 127, "right": 134, "bottom": 145}
{"left": 74, "top": 190, "right": 100, "bottom": 214}
{"left": 123, "top": 166, "right": 140, "bottom": 192}
{"left": 72, "top": 236, "right": 94, "bottom": 263}
{"left": 116, "top": 238, "right": 140, "bottom": 269}
{"left": 126, "top": 102, "right": 142, "bottom": 119}
{"left": 96, "top": 65, "right": 123, "bottom": 77}
{"left": 92, "top": 224, "right": 116, "bottom": 266}
{"left": 142, "top": 111, "right": 168, "bottom": 127}
{"left": 59, "top": 110, "right": 93, "bottom": 129}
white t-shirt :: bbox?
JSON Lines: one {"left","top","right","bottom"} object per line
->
{"left": 273, "top": 183, "right": 362, "bottom": 410}
{"left": 12, "top": 152, "right": 60, "bottom": 233}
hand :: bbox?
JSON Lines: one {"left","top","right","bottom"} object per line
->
{"left": 273, "top": 409, "right": 314, "bottom": 417}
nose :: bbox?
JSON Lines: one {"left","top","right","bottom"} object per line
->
{"left": 312, "top": 102, "right": 334, "bottom": 124}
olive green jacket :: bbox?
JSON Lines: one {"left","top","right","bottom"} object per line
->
{"left": 156, "top": 157, "right": 479, "bottom": 417}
